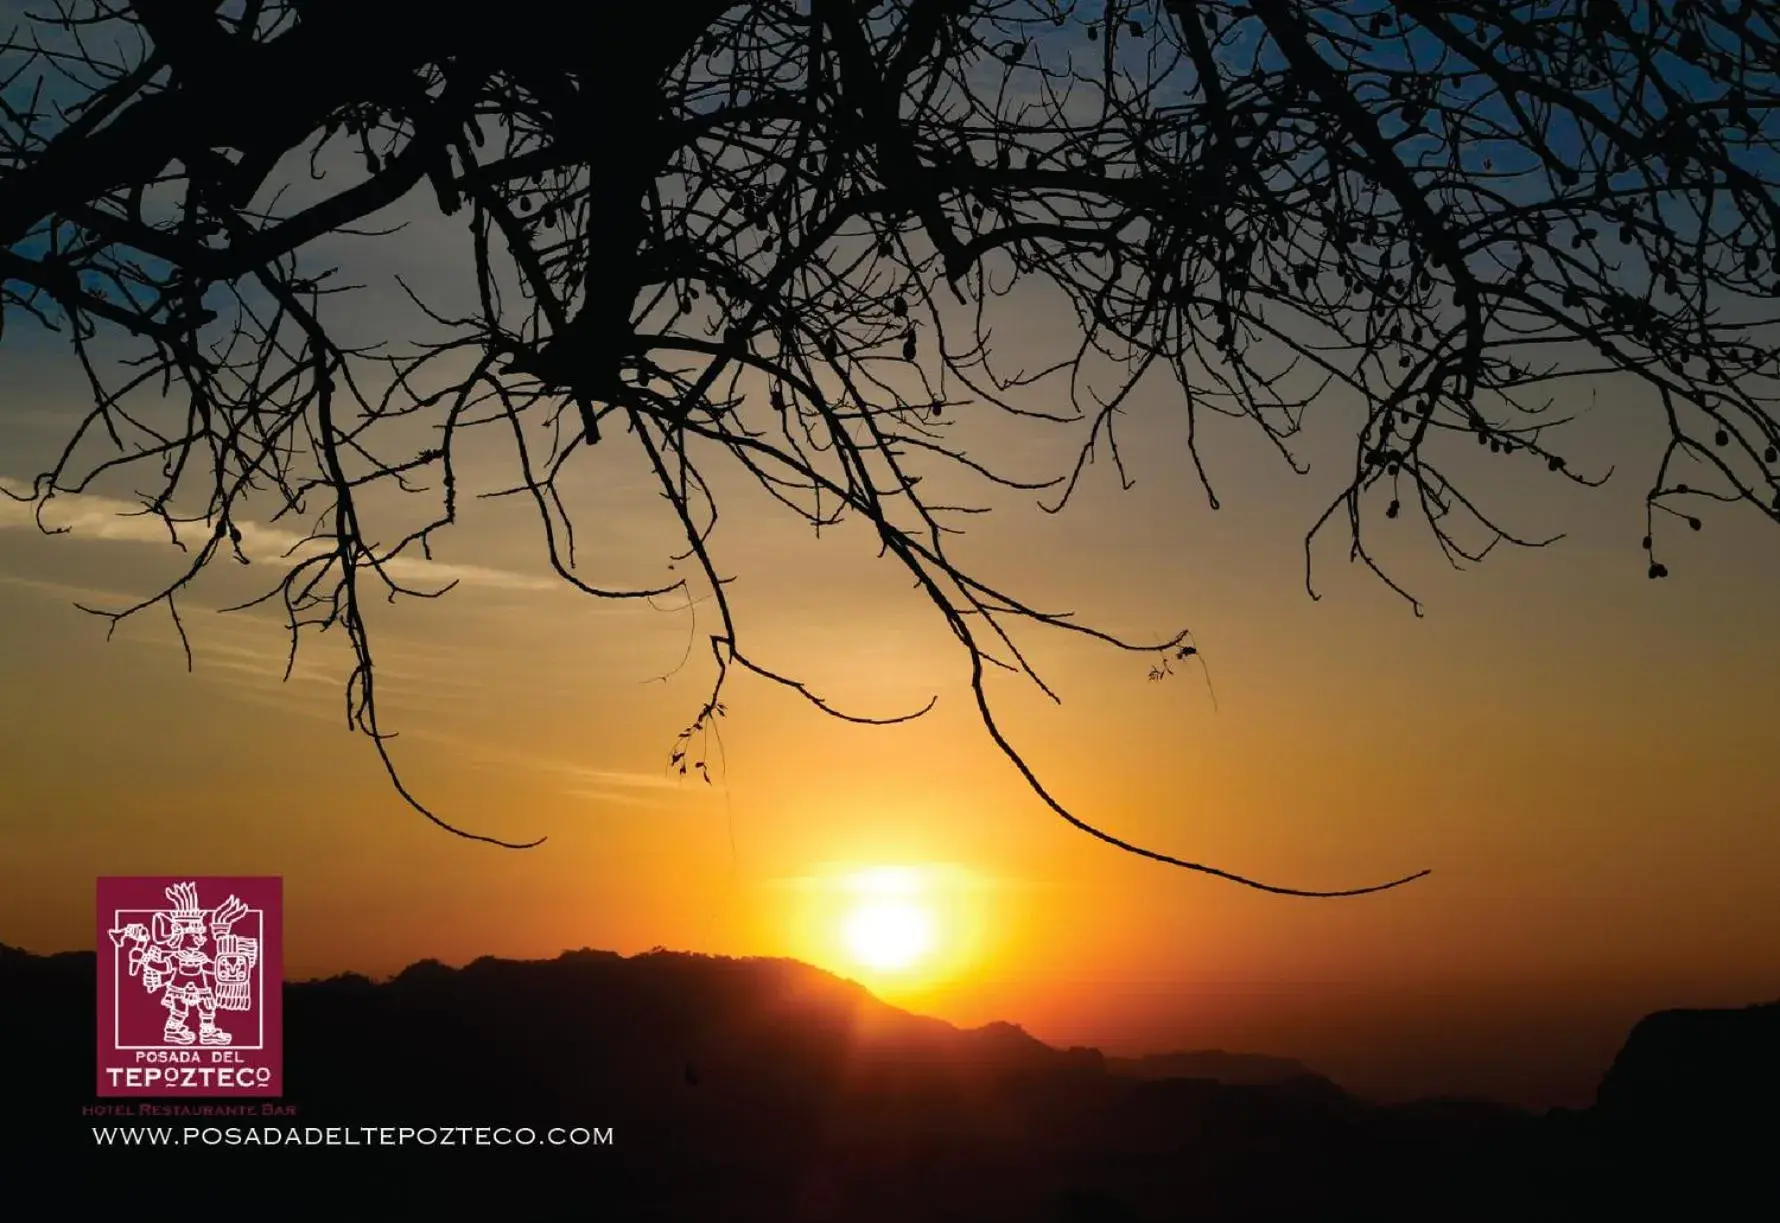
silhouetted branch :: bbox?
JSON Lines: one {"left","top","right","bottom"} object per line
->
{"left": 5, "top": 0, "right": 1778, "bottom": 892}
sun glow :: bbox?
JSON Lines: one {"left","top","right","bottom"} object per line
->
{"left": 842, "top": 898, "right": 935, "bottom": 971}
{"left": 837, "top": 866, "right": 941, "bottom": 975}
{"left": 784, "top": 861, "right": 995, "bottom": 992}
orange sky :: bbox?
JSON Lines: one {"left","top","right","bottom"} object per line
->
{"left": 4, "top": 224, "right": 1779, "bottom": 1110}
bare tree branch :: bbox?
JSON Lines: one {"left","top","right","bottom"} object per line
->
{"left": 5, "top": 0, "right": 1777, "bottom": 893}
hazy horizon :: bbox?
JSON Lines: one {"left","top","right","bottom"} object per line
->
{"left": 7, "top": 922, "right": 1766, "bottom": 1111}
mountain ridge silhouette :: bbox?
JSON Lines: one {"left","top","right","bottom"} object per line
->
{"left": 9, "top": 940, "right": 1773, "bottom": 1219}
{"left": 1104, "top": 1049, "right": 1318, "bottom": 1086}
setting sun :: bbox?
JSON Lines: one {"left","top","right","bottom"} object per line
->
{"left": 778, "top": 861, "right": 998, "bottom": 994}
{"left": 842, "top": 898, "right": 935, "bottom": 971}
{"left": 839, "top": 866, "right": 937, "bottom": 973}
{"left": 820, "top": 864, "right": 956, "bottom": 979}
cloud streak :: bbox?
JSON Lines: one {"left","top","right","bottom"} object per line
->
{"left": 0, "top": 477, "right": 556, "bottom": 594}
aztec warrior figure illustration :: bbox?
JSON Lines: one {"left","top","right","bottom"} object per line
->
{"left": 109, "top": 882, "right": 257, "bottom": 1047}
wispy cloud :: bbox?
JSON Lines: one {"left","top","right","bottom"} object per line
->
{"left": 0, "top": 478, "right": 556, "bottom": 594}
{"left": 560, "top": 788, "right": 667, "bottom": 810}
{"left": 556, "top": 765, "right": 681, "bottom": 791}
{"left": 0, "top": 515, "right": 702, "bottom": 809}
{"left": 473, "top": 755, "right": 690, "bottom": 798}
{"left": 481, "top": 751, "right": 731, "bottom": 812}
{"left": 0, "top": 571, "right": 487, "bottom": 719}
{"left": 0, "top": 573, "right": 145, "bottom": 607}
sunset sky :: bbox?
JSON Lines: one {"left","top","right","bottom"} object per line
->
{"left": 6, "top": 133, "right": 1780, "bottom": 1113}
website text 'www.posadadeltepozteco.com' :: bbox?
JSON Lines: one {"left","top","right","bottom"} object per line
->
{"left": 92, "top": 1124, "right": 614, "bottom": 1147}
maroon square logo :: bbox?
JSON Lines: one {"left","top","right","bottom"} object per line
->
{"left": 96, "top": 877, "right": 283, "bottom": 1097}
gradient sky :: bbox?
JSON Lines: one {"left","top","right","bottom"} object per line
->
{"left": 5, "top": 87, "right": 1780, "bottom": 1112}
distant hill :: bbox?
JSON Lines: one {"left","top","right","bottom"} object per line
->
{"left": 6, "top": 941, "right": 1768, "bottom": 1219}
{"left": 1106, "top": 1049, "right": 1318, "bottom": 1086}
{"left": 1593, "top": 998, "right": 1780, "bottom": 1172}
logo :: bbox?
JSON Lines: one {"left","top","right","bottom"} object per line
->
{"left": 96, "top": 877, "right": 283, "bottom": 1097}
